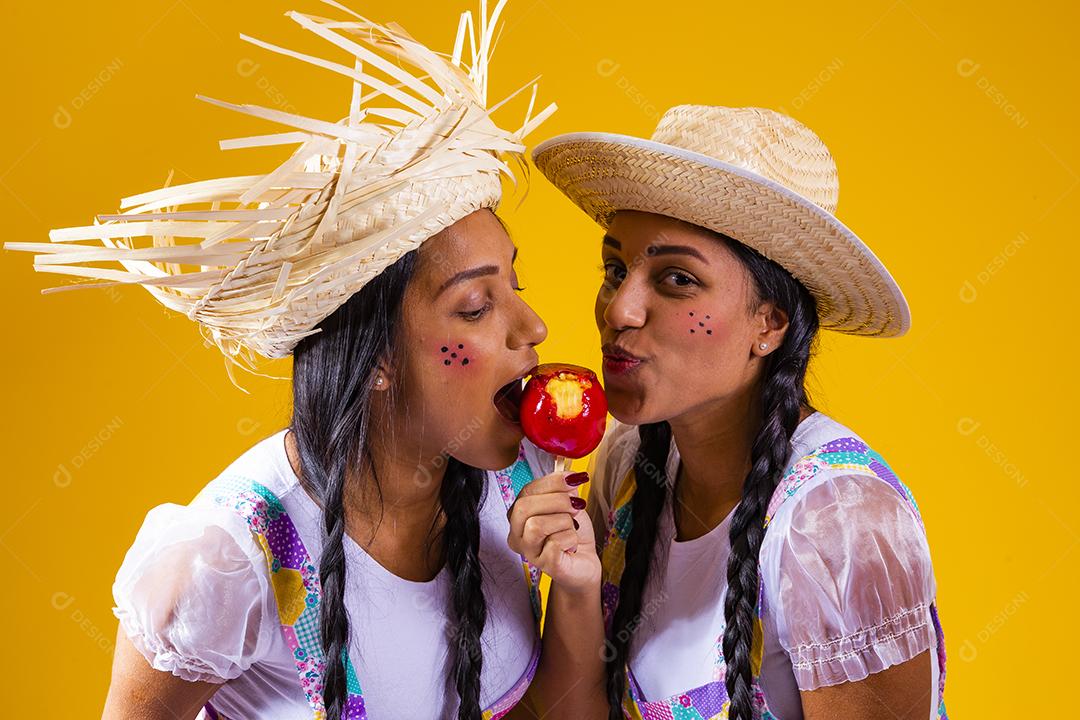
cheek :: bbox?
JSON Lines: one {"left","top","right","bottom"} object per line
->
{"left": 684, "top": 310, "right": 717, "bottom": 338}
{"left": 438, "top": 343, "right": 473, "bottom": 369}
{"left": 594, "top": 288, "right": 608, "bottom": 331}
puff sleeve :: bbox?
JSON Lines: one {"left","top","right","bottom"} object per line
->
{"left": 111, "top": 501, "right": 278, "bottom": 683}
{"left": 761, "top": 472, "right": 938, "bottom": 690}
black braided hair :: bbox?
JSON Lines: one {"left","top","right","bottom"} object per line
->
{"left": 290, "top": 245, "right": 491, "bottom": 720}
{"left": 603, "top": 231, "right": 819, "bottom": 720}
{"left": 604, "top": 421, "right": 672, "bottom": 718}
{"left": 440, "top": 457, "right": 488, "bottom": 720}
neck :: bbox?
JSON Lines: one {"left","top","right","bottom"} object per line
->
{"left": 667, "top": 390, "right": 812, "bottom": 541}
{"left": 666, "top": 388, "right": 761, "bottom": 540}
{"left": 284, "top": 419, "right": 451, "bottom": 581}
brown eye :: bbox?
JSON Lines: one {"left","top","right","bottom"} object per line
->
{"left": 662, "top": 270, "right": 697, "bottom": 288}
{"left": 601, "top": 262, "right": 626, "bottom": 287}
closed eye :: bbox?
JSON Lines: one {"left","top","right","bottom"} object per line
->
{"left": 458, "top": 301, "right": 493, "bottom": 321}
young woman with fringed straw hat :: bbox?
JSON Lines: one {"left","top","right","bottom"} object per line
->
{"left": 509, "top": 107, "right": 947, "bottom": 719}
{"left": 3, "top": 2, "right": 587, "bottom": 719}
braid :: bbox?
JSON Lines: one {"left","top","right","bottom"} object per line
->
{"left": 318, "top": 445, "right": 359, "bottom": 720}
{"left": 441, "top": 457, "right": 488, "bottom": 720}
{"left": 720, "top": 341, "right": 807, "bottom": 717}
{"left": 720, "top": 236, "right": 819, "bottom": 720}
{"left": 604, "top": 421, "right": 672, "bottom": 720}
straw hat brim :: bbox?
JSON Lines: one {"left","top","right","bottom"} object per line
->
{"left": 532, "top": 132, "right": 910, "bottom": 337}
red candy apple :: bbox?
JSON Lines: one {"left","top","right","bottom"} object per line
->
{"left": 520, "top": 363, "right": 608, "bottom": 460}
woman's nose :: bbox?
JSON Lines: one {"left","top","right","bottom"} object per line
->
{"left": 602, "top": 280, "right": 646, "bottom": 331}
{"left": 511, "top": 297, "right": 548, "bottom": 350}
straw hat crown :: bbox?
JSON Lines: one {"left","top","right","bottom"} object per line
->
{"left": 651, "top": 105, "right": 840, "bottom": 214}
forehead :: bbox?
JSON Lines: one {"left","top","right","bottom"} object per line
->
{"left": 605, "top": 211, "right": 738, "bottom": 262}
{"left": 413, "top": 209, "right": 513, "bottom": 289}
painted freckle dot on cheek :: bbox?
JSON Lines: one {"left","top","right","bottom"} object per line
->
{"left": 444, "top": 359, "right": 451, "bottom": 366}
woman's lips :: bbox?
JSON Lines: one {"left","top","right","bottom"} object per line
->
{"left": 601, "top": 345, "right": 644, "bottom": 376}
{"left": 602, "top": 356, "right": 641, "bottom": 375}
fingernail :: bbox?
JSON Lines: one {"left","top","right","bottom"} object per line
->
{"left": 570, "top": 496, "right": 587, "bottom": 510}
{"left": 566, "top": 472, "right": 589, "bottom": 487}
{"left": 573, "top": 518, "right": 580, "bottom": 530}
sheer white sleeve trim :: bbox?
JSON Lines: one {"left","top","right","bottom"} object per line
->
{"left": 111, "top": 501, "right": 277, "bottom": 683}
{"left": 761, "top": 471, "right": 938, "bottom": 690}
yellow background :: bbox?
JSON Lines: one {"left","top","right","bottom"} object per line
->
{"left": 2, "top": 0, "right": 1075, "bottom": 715}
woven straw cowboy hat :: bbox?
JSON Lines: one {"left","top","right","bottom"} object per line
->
{"left": 4, "top": 0, "right": 555, "bottom": 391}
{"left": 532, "top": 105, "right": 910, "bottom": 337}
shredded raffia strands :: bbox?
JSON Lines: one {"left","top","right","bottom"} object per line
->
{"left": 4, "top": 0, "right": 556, "bottom": 393}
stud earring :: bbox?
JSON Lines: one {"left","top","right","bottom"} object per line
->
{"left": 375, "top": 377, "right": 384, "bottom": 386}
{"left": 759, "top": 343, "right": 768, "bottom": 350}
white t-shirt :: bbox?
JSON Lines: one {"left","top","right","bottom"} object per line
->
{"left": 587, "top": 411, "right": 942, "bottom": 720}
{"left": 112, "top": 428, "right": 554, "bottom": 719}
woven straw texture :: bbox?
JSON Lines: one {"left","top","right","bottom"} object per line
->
{"left": 4, "top": 0, "right": 556, "bottom": 389}
{"left": 532, "top": 105, "right": 909, "bottom": 338}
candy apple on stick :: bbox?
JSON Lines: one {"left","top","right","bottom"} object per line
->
{"left": 520, "top": 364, "right": 608, "bottom": 472}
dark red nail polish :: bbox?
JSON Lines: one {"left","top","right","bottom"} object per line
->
{"left": 570, "top": 496, "right": 586, "bottom": 510}
{"left": 566, "top": 472, "right": 589, "bottom": 487}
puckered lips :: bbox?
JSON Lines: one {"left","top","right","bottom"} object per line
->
{"left": 601, "top": 342, "right": 644, "bottom": 375}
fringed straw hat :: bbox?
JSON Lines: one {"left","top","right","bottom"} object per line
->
{"left": 4, "top": 0, "right": 556, "bottom": 390}
{"left": 532, "top": 105, "right": 909, "bottom": 337}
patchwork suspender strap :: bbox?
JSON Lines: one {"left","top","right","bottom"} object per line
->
{"left": 210, "top": 475, "right": 366, "bottom": 720}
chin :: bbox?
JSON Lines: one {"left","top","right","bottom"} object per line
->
{"left": 454, "top": 421, "right": 523, "bottom": 471}
{"left": 606, "top": 388, "right": 659, "bottom": 427}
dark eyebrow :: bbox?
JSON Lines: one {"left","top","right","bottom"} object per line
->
{"left": 646, "top": 244, "right": 709, "bottom": 263}
{"left": 435, "top": 265, "right": 499, "bottom": 298}
{"left": 603, "top": 234, "right": 708, "bottom": 263}
{"left": 434, "top": 246, "right": 517, "bottom": 299}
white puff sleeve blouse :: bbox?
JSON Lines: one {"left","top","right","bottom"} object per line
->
{"left": 111, "top": 501, "right": 278, "bottom": 683}
{"left": 759, "top": 468, "right": 940, "bottom": 691}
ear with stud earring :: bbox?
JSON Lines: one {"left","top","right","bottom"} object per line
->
{"left": 759, "top": 343, "right": 768, "bottom": 351}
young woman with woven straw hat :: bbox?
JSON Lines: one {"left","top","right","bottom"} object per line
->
{"left": 510, "top": 106, "right": 947, "bottom": 719}
{"left": 3, "top": 3, "right": 580, "bottom": 719}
